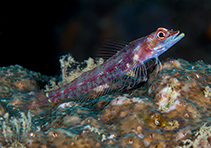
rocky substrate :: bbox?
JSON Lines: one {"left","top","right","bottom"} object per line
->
{"left": 0, "top": 58, "right": 211, "bottom": 148}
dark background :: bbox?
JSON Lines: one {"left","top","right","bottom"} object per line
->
{"left": 0, "top": 0, "right": 211, "bottom": 76}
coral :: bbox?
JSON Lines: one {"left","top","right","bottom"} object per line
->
{"left": 0, "top": 112, "right": 32, "bottom": 147}
{"left": 204, "top": 86, "right": 211, "bottom": 97}
{"left": 152, "top": 77, "right": 180, "bottom": 112}
{"left": 45, "top": 54, "right": 104, "bottom": 92}
{"left": 0, "top": 65, "right": 48, "bottom": 97}
{"left": 1, "top": 58, "right": 211, "bottom": 147}
{"left": 177, "top": 123, "right": 211, "bottom": 148}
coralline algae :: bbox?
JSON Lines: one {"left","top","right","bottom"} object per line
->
{"left": 0, "top": 58, "right": 211, "bottom": 147}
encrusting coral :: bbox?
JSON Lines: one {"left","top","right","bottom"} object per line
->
{"left": 0, "top": 57, "right": 211, "bottom": 147}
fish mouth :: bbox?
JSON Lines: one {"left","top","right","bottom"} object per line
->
{"left": 172, "top": 31, "right": 185, "bottom": 43}
{"left": 163, "top": 30, "right": 185, "bottom": 51}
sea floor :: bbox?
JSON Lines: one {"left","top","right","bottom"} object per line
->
{"left": 0, "top": 58, "right": 211, "bottom": 148}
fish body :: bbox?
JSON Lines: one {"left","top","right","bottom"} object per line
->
{"left": 30, "top": 27, "right": 185, "bottom": 107}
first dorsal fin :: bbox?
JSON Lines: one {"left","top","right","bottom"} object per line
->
{"left": 96, "top": 40, "right": 129, "bottom": 61}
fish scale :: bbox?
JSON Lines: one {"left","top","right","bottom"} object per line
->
{"left": 26, "top": 27, "right": 185, "bottom": 108}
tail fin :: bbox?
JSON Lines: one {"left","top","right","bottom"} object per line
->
{"left": 23, "top": 92, "right": 50, "bottom": 110}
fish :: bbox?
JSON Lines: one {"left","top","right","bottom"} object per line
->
{"left": 27, "top": 27, "right": 185, "bottom": 108}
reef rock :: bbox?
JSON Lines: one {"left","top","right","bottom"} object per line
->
{"left": 0, "top": 58, "right": 211, "bottom": 148}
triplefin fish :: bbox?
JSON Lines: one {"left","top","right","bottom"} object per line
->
{"left": 28, "top": 27, "right": 185, "bottom": 108}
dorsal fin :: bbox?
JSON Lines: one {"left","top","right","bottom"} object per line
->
{"left": 96, "top": 40, "right": 129, "bottom": 61}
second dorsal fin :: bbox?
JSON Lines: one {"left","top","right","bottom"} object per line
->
{"left": 96, "top": 40, "right": 129, "bottom": 61}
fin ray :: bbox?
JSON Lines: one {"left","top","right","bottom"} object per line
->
{"left": 96, "top": 40, "right": 128, "bottom": 60}
{"left": 111, "top": 58, "right": 157, "bottom": 91}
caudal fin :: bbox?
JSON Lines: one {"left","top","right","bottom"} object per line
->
{"left": 23, "top": 92, "right": 50, "bottom": 110}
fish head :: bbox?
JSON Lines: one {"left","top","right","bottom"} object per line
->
{"left": 147, "top": 27, "right": 185, "bottom": 58}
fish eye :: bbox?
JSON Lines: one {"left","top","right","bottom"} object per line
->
{"left": 156, "top": 31, "right": 166, "bottom": 40}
